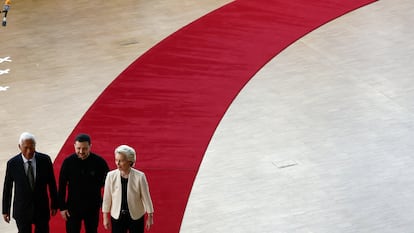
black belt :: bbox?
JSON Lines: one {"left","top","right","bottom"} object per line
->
{"left": 120, "top": 210, "right": 129, "bottom": 215}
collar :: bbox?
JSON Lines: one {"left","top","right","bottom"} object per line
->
{"left": 21, "top": 153, "right": 36, "bottom": 163}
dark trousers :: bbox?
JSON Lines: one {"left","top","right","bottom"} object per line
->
{"left": 66, "top": 209, "right": 99, "bottom": 233}
{"left": 111, "top": 212, "right": 144, "bottom": 233}
{"left": 16, "top": 219, "right": 49, "bottom": 233}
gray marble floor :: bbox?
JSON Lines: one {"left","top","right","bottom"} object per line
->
{"left": 181, "top": 0, "right": 414, "bottom": 232}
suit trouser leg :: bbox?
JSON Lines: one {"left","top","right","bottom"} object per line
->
{"left": 111, "top": 214, "right": 144, "bottom": 233}
{"left": 66, "top": 215, "right": 82, "bottom": 233}
{"left": 15, "top": 219, "right": 32, "bottom": 233}
{"left": 34, "top": 219, "right": 50, "bottom": 233}
{"left": 83, "top": 209, "right": 99, "bottom": 233}
{"left": 127, "top": 215, "right": 144, "bottom": 233}
{"left": 66, "top": 209, "right": 99, "bottom": 233}
{"left": 111, "top": 215, "right": 128, "bottom": 233}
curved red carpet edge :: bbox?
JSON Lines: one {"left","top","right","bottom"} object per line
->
{"left": 51, "top": 0, "right": 376, "bottom": 232}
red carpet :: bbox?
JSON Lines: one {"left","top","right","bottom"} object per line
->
{"left": 52, "top": 0, "right": 376, "bottom": 232}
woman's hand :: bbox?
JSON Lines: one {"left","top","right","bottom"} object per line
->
{"left": 103, "top": 212, "right": 111, "bottom": 230}
{"left": 146, "top": 213, "right": 154, "bottom": 230}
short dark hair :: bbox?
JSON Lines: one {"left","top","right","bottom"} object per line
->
{"left": 75, "top": 133, "right": 91, "bottom": 144}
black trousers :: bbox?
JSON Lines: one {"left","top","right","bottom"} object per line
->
{"left": 111, "top": 212, "right": 144, "bottom": 233}
{"left": 15, "top": 218, "right": 49, "bottom": 233}
{"left": 65, "top": 209, "right": 99, "bottom": 233}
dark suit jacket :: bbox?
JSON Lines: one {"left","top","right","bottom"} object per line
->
{"left": 2, "top": 152, "right": 58, "bottom": 223}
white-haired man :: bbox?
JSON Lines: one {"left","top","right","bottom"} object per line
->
{"left": 2, "top": 132, "right": 58, "bottom": 233}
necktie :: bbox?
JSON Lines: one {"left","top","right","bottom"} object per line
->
{"left": 27, "top": 161, "right": 35, "bottom": 190}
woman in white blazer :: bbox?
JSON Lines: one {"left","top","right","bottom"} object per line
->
{"left": 102, "top": 145, "right": 154, "bottom": 233}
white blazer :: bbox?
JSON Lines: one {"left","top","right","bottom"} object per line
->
{"left": 102, "top": 168, "right": 154, "bottom": 220}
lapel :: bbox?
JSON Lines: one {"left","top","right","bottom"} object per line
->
{"left": 33, "top": 153, "right": 39, "bottom": 176}
{"left": 114, "top": 169, "right": 136, "bottom": 193}
{"left": 17, "top": 155, "right": 26, "bottom": 177}
{"left": 16, "top": 154, "right": 33, "bottom": 190}
{"left": 114, "top": 169, "right": 122, "bottom": 188}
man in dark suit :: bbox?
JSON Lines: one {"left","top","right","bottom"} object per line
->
{"left": 2, "top": 132, "right": 59, "bottom": 233}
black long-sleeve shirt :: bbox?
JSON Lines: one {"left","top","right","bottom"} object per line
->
{"left": 58, "top": 153, "right": 109, "bottom": 214}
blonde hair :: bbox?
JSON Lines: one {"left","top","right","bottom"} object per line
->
{"left": 115, "top": 145, "right": 136, "bottom": 165}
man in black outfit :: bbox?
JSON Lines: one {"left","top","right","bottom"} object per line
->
{"left": 58, "top": 133, "right": 109, "bottom": 233}
{"left": 2, "top": 132, "right": 58, "bottom": 233}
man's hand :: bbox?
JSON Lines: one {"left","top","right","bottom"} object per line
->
{"left": 3, "top": 214, "right": 10, "bottom": 223}
{"left": 60, "top": 210, "right": 70, "bottom": 221}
